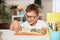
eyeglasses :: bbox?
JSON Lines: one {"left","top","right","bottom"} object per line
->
{"left": 25, "top": 15, "right": 37, "bottom": 19}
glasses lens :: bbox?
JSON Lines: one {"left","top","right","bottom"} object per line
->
{"left": 25, "top": 15, "right": 36, "bottom": 19}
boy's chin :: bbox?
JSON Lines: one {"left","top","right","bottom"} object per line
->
{"left": 29, "top": 22, "right": 34, "bottom": 25}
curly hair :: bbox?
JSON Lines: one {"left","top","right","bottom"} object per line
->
{"left": 26, "top": 4, "right": 41, "bottom": 15}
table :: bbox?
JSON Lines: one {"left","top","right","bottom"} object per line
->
{"left": 0, "top": 30, "right": 49, "bottom": 40}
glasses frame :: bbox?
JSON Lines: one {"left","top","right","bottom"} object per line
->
{"left": 25, "top": 14, "right": 38, "bottom": 19}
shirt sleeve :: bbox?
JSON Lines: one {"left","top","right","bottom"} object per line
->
{"left": 41, "top": 20, "right": 49, "bottom": 28}
{"left": 42, "top": 21, "right": 50, "bottom": 30}
{"left": 19, "top": 21, "right": 28, "bottom": 27}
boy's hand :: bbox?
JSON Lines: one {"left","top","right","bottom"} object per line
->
{"left": 40, "top": 28, "right": 47, "bottom": 35}
{"left": 10, "top": 20, "right": 22, "bottom": 32}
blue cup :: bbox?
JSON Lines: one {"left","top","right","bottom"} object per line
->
{"left": 50, "top": 30, "right": 60, "bottom": 40}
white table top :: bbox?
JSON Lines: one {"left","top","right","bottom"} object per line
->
{"left": 0, "top": 30, "right": 49, "bottom": 40}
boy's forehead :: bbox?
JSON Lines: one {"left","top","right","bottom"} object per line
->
{"left": 26, "top": 11, "right": 37, "bottom": 15}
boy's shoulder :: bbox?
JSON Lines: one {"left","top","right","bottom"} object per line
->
{"left": 20, "top": 21, "right": 29, "bottom": 26}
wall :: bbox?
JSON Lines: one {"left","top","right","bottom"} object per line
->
{"left": 52, "top": 0, "right": 60, "bottom": 12}
{"left": 5, "top": 0, "right": 34, "bottom": 8}
{"left": 41, "top": 0, "right": 52, "bottom": 20}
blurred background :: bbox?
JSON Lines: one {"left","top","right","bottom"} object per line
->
{"left": 0, "top": 0, "right": 60, "bottom": 29}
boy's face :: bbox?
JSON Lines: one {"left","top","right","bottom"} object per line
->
{"left": 25, "top": 11, "right": 39, "bottom": 25}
